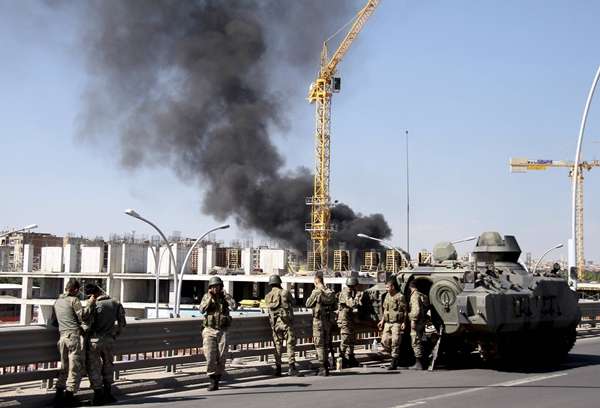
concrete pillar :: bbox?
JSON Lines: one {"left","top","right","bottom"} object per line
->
{"left": 22, "top": 244, "right": 33, "bottom": 272}
{"left": 224, "top": 280, "right": 234, "bottom": 296}
{"left": 19, "top": 276, "right": 33, "bottom": 325}
{"left": 37, "top": 305, "right": 54, "bottom": 325}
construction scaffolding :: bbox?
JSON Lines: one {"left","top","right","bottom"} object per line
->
{"left": 333, "top": 249, "right": 350, "bottom": 272}
{"left": 360, "top": 250, "right": 380, "bottom": 272}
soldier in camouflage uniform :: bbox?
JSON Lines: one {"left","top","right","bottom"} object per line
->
{"left": 264, "top": 275, "right": 303, "bottom": 377}
{"left": 49, "top": 279, "right": 93, "bottom": 408}
{"left": 305, "top": 272, "right": 337, "bottom": 376}
{"left": 377, "top": 278, "right": 407, "bottom": 371}
{"left": 408, "top": 280, "right": 429, "bottom": 370}
{"left": 83, "top": 284, "right": 127, "bottom": 406}
{"left": 200, "top": 276, "right": 237, "bottom": 391}
{"left": 337, "top": 276, "right": 362, "bottom": 368}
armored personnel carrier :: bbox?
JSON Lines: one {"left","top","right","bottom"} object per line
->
{"left": 362, "top": 231, "right": 581, "bottom": 364}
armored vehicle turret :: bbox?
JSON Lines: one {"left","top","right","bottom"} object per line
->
{"left": 364, "top": 232, "right": 581, "bottom": 364}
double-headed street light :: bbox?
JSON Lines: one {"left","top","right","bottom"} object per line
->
{"left": 125, "top": 209, "right": 179, "bottom": 317}
{"left": 356, "top": 233, "right": 410, "bottom": 266}
{"left": 175, "top": 224, "right": 230, "bottom": 316}
{"left": 532, "top": 243, "right": 564, "bottom": 276}
{"left": 0, "top": 224, "right": 38, "bottom": 239}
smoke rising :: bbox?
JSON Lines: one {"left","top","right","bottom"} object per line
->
{"left": 77, "top": 0, "right": 392, "bottom": 253}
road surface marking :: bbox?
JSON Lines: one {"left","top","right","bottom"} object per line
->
{"left": 389, "top": 372, "right": 568, "bottom": 408}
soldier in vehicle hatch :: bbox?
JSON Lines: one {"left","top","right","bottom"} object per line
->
{"left": 378, "top": 278, "right": 407, "bottom": 371}
{"left": 200, "top": 276, "right": 237, "bottom": 391}
{"left": 264, "top": 275, "right": 303, "bottom": 377}
{"left": 49, "top": 278, "right": 93, "bottom": 408}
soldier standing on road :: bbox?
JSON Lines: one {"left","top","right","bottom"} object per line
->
{"left": 337, "top": 277, "right": 363, "bottom": 368}
{"left": 305, "top": 271, "right": 337, "bottom": 376}
{"left": 264, "top": 275, "right": 303, "bottom": 377}
{"left": 408, "top": 280, "right": 429, "bottom": 370}
{"left": 200, "top": 276, "right": 237, "bottom": 391}
{"left": 377, "top": 278, "right": 407, "bottom": 371}
{"left": 49, "top": 278, "right": 93, "bottom": 408}
{"left": 83, "top": 284, "right": 127, "bottom": 406}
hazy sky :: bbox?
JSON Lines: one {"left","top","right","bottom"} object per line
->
{"left": 1, "top": 0, "right": 599, "bottom": 261}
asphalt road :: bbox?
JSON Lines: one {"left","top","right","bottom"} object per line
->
{"left": 115, "top": 336, "right": 600, "bottom": 408}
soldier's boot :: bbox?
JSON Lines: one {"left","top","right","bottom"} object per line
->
{"left": 288, "top": 363, "right": 304, "bottom": 377}
{"left": 91, "top": 388, "right": 105, "bottom": 406}
{"left": 103, "top": 382, "right": 117, "bottom": 403}
{"left": 53, "top": 387, "right": 65, "bottom": 408}
{"left": 409, "top": 358, "right": 425, "bottom": 370}
{"left": 207, "top": 375, "right": 218, "bottom": 391}
{"left": 274, "top": 364, "right": 282, "bottom": 377}
{"left": 348, "top": 355, "right": 360, "bottom": 368}
{"left": 317, "top": 362, "right": 329, "bottom": 377}
{"left": 62, "top": 391, "right": 78, "bottom": 408}
{"left": 386, "top": 357, "right": 399, "bottom": 371}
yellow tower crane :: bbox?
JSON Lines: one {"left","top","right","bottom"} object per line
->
{"left": 509, "top": 157, "right": 600, "bottom": 280}
{"left": 305, "top": 0, "right": 380, "bottom": 271}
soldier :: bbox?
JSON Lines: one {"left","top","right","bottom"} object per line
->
{"left": 305, "top": 271, "right": 337, "bottom": 376}
{"left": 377, "top": 278, "right": 407, "bottom": 371}
{"left": 49, "top": 278, "right": 92, "bottom": 408}
{"left": 408, "top": 280, "right": 429, "bottom": 370}
{"left": 264, "top": 275, "right": 303, "bottom": 377}
{"left": 83, "top": 284, "right": 126, "bottom": 406}
{"left": 200, "top": 276, "right": 237, "bottom": 391}
{"left": 337, "top": 276, "right": 362, "bottom": 368}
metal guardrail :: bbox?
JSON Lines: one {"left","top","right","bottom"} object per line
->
{"left": 0, "top": 313, "right": 377, "bottom": 386}
{"left": 2, "top": 301, "right": 600, "bottom": 387}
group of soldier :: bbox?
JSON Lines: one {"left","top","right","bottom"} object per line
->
{"left": 49, "top": 279, "right": 126, "bottom": 407}
{"left": 49, "top": 273, "right": 429, "bottom": 406}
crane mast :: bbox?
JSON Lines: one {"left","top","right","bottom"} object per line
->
{"left": 305, "top": 0, "right": 380, "bottom": 271}
{"left": 509, "top": 158, "right": 600, "bottom": 280}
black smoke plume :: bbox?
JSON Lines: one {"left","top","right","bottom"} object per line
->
{"left": 77, "top": 0, "right": 392, "bottom": 253}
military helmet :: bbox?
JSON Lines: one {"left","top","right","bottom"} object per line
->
{"left": 208, "top": 276, "right": 223, "bottom": 287}
{"left": 346, "top": 277, "right": 358, "bottom": 287}
{"left": 268, "top": 275, "right": 282, "bottom": 286}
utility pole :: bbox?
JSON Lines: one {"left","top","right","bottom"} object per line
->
{"left": 405, "top": 130, "right": 410, "bottom": 255}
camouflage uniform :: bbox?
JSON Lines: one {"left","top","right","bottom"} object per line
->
{"left": 305, "top": 286, "right": 336, "bottom": 374}
{"left": 85, "top": 295, "right": 126, "bottom": 392}
{"left": 337, "top": 287, "right": 361, "bottom": 364}
{"left": 381, "top": 292, "right": 407, "bottom": 359}
{"left": 200, "top": 291, "right": 236, "bottom": 378}
{"left": 50, "top": 293, "right": 92, "bottom": 393}
{"left": 265, "top": 286, "right": 297, "bottom": 366}
{"left": 408, "top": 289, "right": 429, "bottom": 361}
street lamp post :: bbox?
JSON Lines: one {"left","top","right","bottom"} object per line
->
{"left": 0, "top": 224, "right": 38, "bottom": 239}
{"left": 174, "top": 224, "right": 230, "bottom": 316}
{"left": 125, "top": 209, "right": 179, "bottom": 317}
{"left": 532, "top": 243, "right": 564, "bottom": 276}
{"left": 356, "top": 233, "right": 410, "bottom": 266}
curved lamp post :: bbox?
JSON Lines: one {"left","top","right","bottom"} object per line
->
{"left": 356, "top": 233, "right": 410, "bottom": 265}
{"left": 451, "top": 236, "right": 477, "bottom": 245}
{"left": 0, "top": 224, "right": 38, "bottom": 239}
{"left": 125, "top": 209, "right": 178, "bottom": 317}
{"left": 532, "top": 243, "right": 564, "bottom": 275}
{"left": 174, "top": 224, "right": 230, "bottom": 316}
{"left": 570, "top": 66, "right": 600, "bottom": 290}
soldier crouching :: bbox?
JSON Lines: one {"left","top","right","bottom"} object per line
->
{"left": 200, "top": 276, "right": 237, "bottom": 391}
